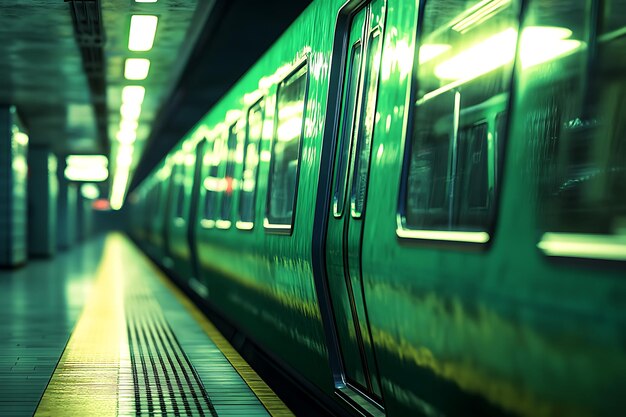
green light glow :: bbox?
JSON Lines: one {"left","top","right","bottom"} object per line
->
{"left": 396, "top": 229, "right": 491, "bottom": 243}
{"left": 538, "top": 233, "right": 626, "bottom": 260}
{"left": 433, "top": 26, "right": 581, "bottom": 82}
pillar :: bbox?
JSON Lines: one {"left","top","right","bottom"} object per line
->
{"left": 28, "top": 147, "right": 58, "bottom": 257}
{"left": 0, "top": 106, "right": 28, "bottom": 267}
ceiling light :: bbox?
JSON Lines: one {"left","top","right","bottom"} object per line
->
{"left": 124, "top": 58, "right": 150, "bottom": 80}
{"left": 65, "top": 166, "right": 109, "bottom": 182}
{"left": 65, "top": 155, "right": 108, "bottom": 182}
{"left": 116, "top": 129, "right": 137, "bottom": 145}
{"left": 116, "top": 147, "right": 134, "bottom": 168}
{"left": 81, "top": 183, "right": 101, "bottom": 200}
{"left": 135, "top": 0, "right": 158, "bottom": 3}
{"left": 13, "top": 131, "right": 29, "bottom": 146}
{"left": 66, "top": 155, "right": 108, "bottom": 167}
{"left": 120, "top": 119, "right": 138, "bottom": 131}
{"left": 128, "top": 15, "right": 158, "bottom": 51}
{"left": 110, "top": 168, "right": 130, "bottom": 210}
{"left": 120, "top": 103, "right": 142, "bottom": 120}
{"left": 122, "top": 85, "right": 145, "bottom": 104}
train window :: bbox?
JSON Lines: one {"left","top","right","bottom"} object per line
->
{"left": 174, "top": 161, "right": 186, "bottom": 219}
{"left": 603, "top": 0, "right": 626, "bottom": 35}
{"left": 238, "top": 100, "right": 264, "bottom": 229}
{"left": 265, "top": 62, "right": 308, "bottom": 230}
{"left": 350, "top": 29, "right": 382, "bottom": 219}
{"left": 456, "top": 122, "right": 489, "bottom": 225}
{"left": 520, "top": 0, "right": 626, "bottom": 260}
{"left": 151, "top": 185, "right": 158, "bottom": 219}
{"left": 333, "top": 42, "right": 363, "bottom": 218}
{"left": 398, "top": 0, "right": 519, "bottom": 242}
{"left": 218, "top": 121, "right": 243, "bottom": 227}
{"left": 153, "top": 181, "right": 162, "bottom": 220}
{"left": 202, "top": 135, "right": 224, "bottom": 224}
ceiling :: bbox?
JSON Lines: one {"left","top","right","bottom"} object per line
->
{"left": 0, "top": 0, "right": 96, "bottom": 152}
{"left": 0, "top": 0, "right": 311, "bottom": 206}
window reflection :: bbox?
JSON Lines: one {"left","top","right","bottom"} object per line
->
{"left": 238, "top": 100, "right": 264, "bottom": 227}
{"left": 523, "top": 0, "right": 626, "bottom": 259}
{"left": 402, "top": 0, "right": 519, "bottom": 237}
{"left": 266, "top": 64, "right": 308, "bottom": 228}
{"left": 351, "top": 30, "right": 383, "bottom": 218}
{"left": 174, "top": 162, "right": 186, "bottom": 219}
{"left": 333, "top": 43, "right": 362, "bottom": 218}
{"left": 202, "top": 136, "right": 223, "bottom": 222}
{"left": 219, "top": 122, "right": 243, "bottom": 224}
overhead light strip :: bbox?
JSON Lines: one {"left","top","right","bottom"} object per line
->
{"left": 128, "top": 15, "right": 158, "bottom": 51}
{"left": 124, "top": 58, "right": 150, "bottom": 80}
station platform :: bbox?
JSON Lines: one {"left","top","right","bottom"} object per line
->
{"left": 0, "top": 233, "right": 293, "bottom": 417}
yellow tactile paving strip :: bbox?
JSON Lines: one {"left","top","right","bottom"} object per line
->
{"left": 34, "top": 233, "right": 293, "bottom": 417}
{"left": 136, "top": 240, "right": 295, "bottom": 417}
{"left": 35, "top": 234, "right": 127, "bottom": 417}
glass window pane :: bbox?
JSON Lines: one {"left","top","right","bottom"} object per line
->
{"left": 152, "top": 184, "right": 161, "bottom": 220}
{"left": 203, "top": 136, "right": 223, "bottom": 221}
{"left": 238, "top": 100, "right": 264, "bottom": 226}
{"left": 175, "top": 163, "right": 186, "bottom": 219}
{"left": 351, "top": 31, "right": 382, "bottom": 218}
{"left": 220, "top": 122, "right": 242, "bottom": 223}
{"left": 522, "top": 0, "right": 626, "bottom": 257}
{"left": 333, "top": 43, "right": 363, "bottom": 218}
{"left": 602, "top": 0, "right": 626, "bottom": 35}
{"left": 402, "top": 0, "right": 518, "bottom": 234}
{"left": 266, "top": 63, "right": 308, "bottom": 227}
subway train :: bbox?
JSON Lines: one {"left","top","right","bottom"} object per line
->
{"left": 128, "top": 0, "right": 626, "bottom": 416}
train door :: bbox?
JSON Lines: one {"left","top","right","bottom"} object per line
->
{"left": 188, "top": 138, "right": 206, "bottom": 281}
{"left": 324, "top": 0, "right": 385, "bottom": 410}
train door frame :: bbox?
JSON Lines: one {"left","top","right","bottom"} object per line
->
{"left": 311, "top": 0, "right": 387, "bottom": 415}
{"left": 188, "top": 137, "right": 207, "bottom": 284}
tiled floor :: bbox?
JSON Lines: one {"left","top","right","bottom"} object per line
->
{"left": 0, "top": 233, "right": 292, "bottom": 417}
{"left": 0, "top": 237, "right": 104, "bottom": 417}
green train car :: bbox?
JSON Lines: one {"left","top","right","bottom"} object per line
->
{"left": 129, "top": 0, "right": 626, "bottom": 415}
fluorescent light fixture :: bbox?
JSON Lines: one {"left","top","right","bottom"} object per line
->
{"left": 135, "top": 0, "right": 157, "bottom": 3}
{"left": 65, "top": 166, "right": 108, "bottom": 182}
{"left": 120, "top": 103, "right": 142, "bottom": 120}
{"left": 65, "top": 155, "right": 109, "bottom": 182}
{"left": 66, "top": 155, "right": 108, "bottom": 167}
{"left": 109, "top": 145, "right": 134, "bottom": 210}
{"left": 116, "top": 129, "right": 137, "bottom": 145}
{"left": 13, "top": 131, "right": 29, "bottom": 146}
{"left": 124, "top": 58, "right": 150, "bottom": 80}
{"left": 116, "top": 151, "right": 134, "bottom": 168}
{"left": 81, "top": 183, "right": 100, "bottom": 200}
{"left": 120, "top": 119, "right": 138, "bottom": 131}
{"left": 128, "top": 15, "right": 158, "bottom": 52}
{"left": 109, "top": 168, "right": 130, "bottom": 210}
{"left": 122, "top": 85, "right": 145, "bottom": 104}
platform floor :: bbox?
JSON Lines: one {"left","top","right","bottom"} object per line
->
{"left": 0, "top": 233, "right": 293, "bottom": 417}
